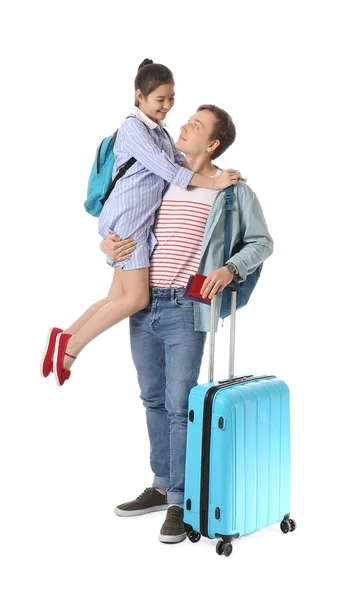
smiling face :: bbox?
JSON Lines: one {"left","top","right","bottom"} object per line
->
{"left": 176, "top": 110, "right": 220, "bottom": 157}
{"left": 136, "top": 83, "right": 175, "bottom": 122}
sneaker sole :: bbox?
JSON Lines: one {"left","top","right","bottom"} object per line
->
{"left": 40, "top": 327, "right": 56, "bottom": 378}
{"left": 114, "top": 505, "right": 168, "bottom": 517}
{"left": 53, "top": 333, "right": 62, "bottom": 387}
{"left": 158, "top": 532, "right": 187, "bottom": 544}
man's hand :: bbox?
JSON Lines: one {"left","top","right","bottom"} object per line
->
{"left": 100, "top": 233, "right": 136, "bottom": 262}
{"left": 213, "top": 169, "right": 247, "bottom": 190}
{"left": 200, "top": 267, "right": 234, "bottom": 300}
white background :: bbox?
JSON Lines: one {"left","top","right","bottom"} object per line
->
{"left": 1, "top": 1, "right": 353, "bottom": 598}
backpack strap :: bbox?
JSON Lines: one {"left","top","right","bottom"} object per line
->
{"left": 224, "top": 185, "right": 234, "bottom": 263}
{"left": 101, "top": 157, "right": 138, "bottom": 206}
{"left": 100, "top": 116, "right": 150, "bottom": 207}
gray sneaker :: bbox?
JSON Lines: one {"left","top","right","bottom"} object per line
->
{"left": 114, "top": 487, "right": 168, "bottom": 517}
{"left": 159, "top": 506, "right": 187, "bottom": 543}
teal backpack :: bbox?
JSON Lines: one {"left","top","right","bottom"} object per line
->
{"left": 84, "top": 132, "right": 117, "bottom": 217}
{"left": 84, "top": 117, "right": 151, "bottom": 217}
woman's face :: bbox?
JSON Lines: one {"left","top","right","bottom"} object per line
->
{"left": 136, "top": 83, "right": 175, "bottom": 122}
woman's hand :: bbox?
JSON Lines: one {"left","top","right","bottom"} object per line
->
{"left": 213, "top": 169, "right": 247, "bottom": 190}
{"left": 100, "top": 234, "right": 136, "bottom": 262}
{"left": 200, "top": 267, "right": 234, "bottom": 299}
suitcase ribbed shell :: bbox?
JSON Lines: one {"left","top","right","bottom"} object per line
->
{"left": 184, "top": 376, "right": 291, "bottom": 539}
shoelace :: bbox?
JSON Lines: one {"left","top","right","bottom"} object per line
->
{"left": 136, "top": 488, "right": 154, "bottom": 500}
{"left": 166, "top": 506, "right": 183, "bottom": 522}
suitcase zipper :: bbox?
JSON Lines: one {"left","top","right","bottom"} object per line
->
{"left": 199, "top": 374, "right": 274, "bottom": 538}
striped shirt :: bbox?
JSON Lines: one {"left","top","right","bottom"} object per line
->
{"left": 149, "top": 173, "right": 221, "bottom": 287}
{"left": 98, "top": 107, "right": 194, "bottom": 254}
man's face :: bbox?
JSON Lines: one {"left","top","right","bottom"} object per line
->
{"left": 176, "top": 110, "right": 219, "bottom": 156}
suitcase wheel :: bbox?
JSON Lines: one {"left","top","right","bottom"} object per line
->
{"left": 187, "top": 530, "right": 201, "bottom": 543}
{"left": 280, "top": 519, "right": 290, "bottom": 533}
{"left": 280, "top": 517, "right": 296, "bottom": 533}
{"left": 216, "top": 540, "right": 233, "bottom": 557}
{"left": 280, "top": 517, "right": 297, "bottom": 534}
{"left": 288, "top": 518, "right": 297, "bottom": 532}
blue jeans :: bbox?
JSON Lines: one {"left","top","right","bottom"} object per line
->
{"left": 129, "top": 288, "right": 207, "bottom": 506}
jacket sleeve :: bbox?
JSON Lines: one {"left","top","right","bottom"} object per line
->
{"left": 228, "top": 187, "right": 274, "bottom": 282}
{"left": 118, "top": 118, "right": 193, "bottom": 188}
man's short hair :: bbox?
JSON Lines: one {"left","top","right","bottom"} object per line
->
{"left": 197, "top": 104, "right": 236, "bottom": 159}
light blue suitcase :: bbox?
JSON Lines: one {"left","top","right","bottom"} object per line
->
{"left": 184, "top": 285, "right": 296, "bottom": 557}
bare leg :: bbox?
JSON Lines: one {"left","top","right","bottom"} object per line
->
{"left": 63, "top": 298, "right": 109, "bottom": 335}
{"left": 62, "top": 273, "right": 124, "bottom": 335}
{"left": 63, "top": 267, "right": 149, "bottom": 369}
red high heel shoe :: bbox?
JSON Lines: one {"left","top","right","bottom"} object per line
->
{"left": 53, "top": 333, "right": 76, "bottom": 387}
{"left": 40, "top": 327, "right": 63, "bottom": 378}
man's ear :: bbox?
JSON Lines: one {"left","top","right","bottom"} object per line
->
{"left": 207, "top": 139, "right": 220, "bottom": 154}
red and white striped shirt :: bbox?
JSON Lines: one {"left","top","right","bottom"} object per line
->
{"left": 149, "top": 173, "right": 221, "bottom": 288}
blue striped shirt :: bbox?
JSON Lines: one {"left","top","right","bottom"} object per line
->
{"left": 98, "top": 107, "right": 194, "bottom": 246}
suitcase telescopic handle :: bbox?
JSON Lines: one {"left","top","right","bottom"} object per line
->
{"left": 208, "top": 281, "right": 237, "bottom": 383}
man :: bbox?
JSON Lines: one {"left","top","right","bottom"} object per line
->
{"left": 100, "top": 104, "right": 273, "bottom": 544}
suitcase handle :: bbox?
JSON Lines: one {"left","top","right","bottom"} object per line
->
{"left": 208, "top": 281, "right": 237, "bottom": 383}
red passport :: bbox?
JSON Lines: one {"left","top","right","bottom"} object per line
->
{"left": 182, "top": 274, "right": 211, "bottom": 305}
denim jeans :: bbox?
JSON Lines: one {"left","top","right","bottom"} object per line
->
{"left": 129, "top": 288, "right": 207, "bottom": 506}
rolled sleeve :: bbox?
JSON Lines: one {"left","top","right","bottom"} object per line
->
{"left": 231, "top": 257, "right": 249, "bottom": 282}
{"left": 173, "top": 164, "right": 194, "bottom": 188}
{"left": 119, "top": 118, "right": 194, "bottom": 188}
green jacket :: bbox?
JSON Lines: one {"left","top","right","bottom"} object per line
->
{"left": 193, "top": 181, "right": 274, "bottom": 332}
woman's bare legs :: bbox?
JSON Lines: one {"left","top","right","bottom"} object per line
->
{"left": 62, "top": 267, "right": 149, "bottom": 369}
{"left": 61, "top": 268, "right": 126, "bottom": 336}
{"left": 62, "top": 298, "right": 111, "bottom": 336}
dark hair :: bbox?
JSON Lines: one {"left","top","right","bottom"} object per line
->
{"left": 197, "top": 104, "right": 236, "bottom": 159}
{"left": 135, "top": 59, "right": 174, "bottom": 107}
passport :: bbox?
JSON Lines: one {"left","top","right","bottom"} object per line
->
{"left": 182, "top": 274, "right": 211, "bottom": 305}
